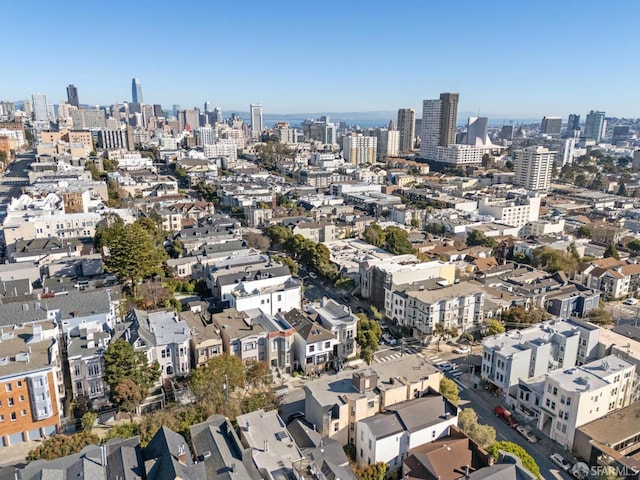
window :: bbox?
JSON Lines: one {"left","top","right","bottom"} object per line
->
{"left": 21, "top": 410, "right": 26, "bottom": 416}
{"left": 566, "top": 397, "right": 571, "bottom": 406}
{"left": 10, "top": 412, "right": 16, "bottom": 421}
{"left": 325, "top": 341, "right": 331, "bottom": 349}
{"left": 552, "top": 387, "right": 557, "bottom": 395}
{"left": 334, "top": 423, "right": 339, "bottom": 432}
{"left": 360, "top": 448, "right": 363, "bottom": 458}
{"left": 8, "top": 398, "right": 14, "bottom": 407}
{"left": 309, "top": 345, "right": 315, "bottom": 353}
{"left": 74, "top": 365, "right": 81, "bottom": 376}
{"left": 5, "top": 383, "right": 11, "bottom": 392}
{"left": 367, "top": 400, "right": 375, "bottom": 408}
{"left": 16, "top": 381, "right": 22, "bottom": 388}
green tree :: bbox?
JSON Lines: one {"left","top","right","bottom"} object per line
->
{"left": 425, "top": 222, "right": 447, "bottom": 236}
{"left": 353, "top": 462, "right": 388, "bottom": 480}
{"left": 27, "top": 430, "right": 100, "bottom": 461}
{"left": 384, "top": 226, "right": 414, "bottom": 255}
{"left": 363, "top": 223, "right": 386, "bottom": 248}
{"left": 486, "top": 319, "right": 506, "bottom": 336}
{"left": 604, "top": 243, "right": 620, "bottom": 260}
{"left": 576, "top": 225, "right": 592, "bottom": 239}
{"left": 531, "top": 246, "right": 578, "bottom": 274}
{"left": 274, "top": 255, "right": 299, "bottom": 275}
{"left": 487, "top": 441, "right": 541, "bottom": 479}
{"left": 189, "top": 354, "right": 246, "bottom": 415}
{"left": 627, "top": 239, "right": 640, "bottom": 253}
{"left": 103, "top": 223, "right": 167, "bottom": 294}
{"left": 94, "top": 213, "right": 125, "bottom": 251}
{"left": 458, "top": 408, "right": 496, "bottom": 448}
{"left": 588, "top": 307, "right": 613, "bottom": 325}
{"left": 113, "top": 379, "right": 144, "bottom": 412}
{"left": 356, "top": 313, "right": 382, "bottom": 364}
{"left": 104, "top": 339, "right": 160, "bottom": 406}
{"left": 439, "top": 377, "right": 459, "bottom": 406}
{"left": 504, "top": 160, "right": 514, "bottom": 171}
{"left": 81, "top": 411, "right": 98, "bottom": 431}
{"left": 266, "top": 225, "right": 293, "bottom": 246}
{"left": 618, "top": 182, "right": 627, "bottom": 196}
{"left": 243, "top": 232, "right": 271, "bottom": 251}
{"left": 103, "top": 421, "right": 141, "bottom": 442}
{"left": 467, "top": 230, "right": 498, "bottom": 248}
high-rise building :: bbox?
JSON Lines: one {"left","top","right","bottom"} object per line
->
{"left": 179, "top": 109, "right": 200, "bottom": 131}
{"left": 583, "top": 110, "right": 606, "bottom": 143}
{"left": 419, "top": 93, "right": 459, "bottom": 160}
{"left": 566, "top": 114, "right": 580, "bottom": 136}
{"left": 66, "top": 84, "right": 79, "bottom": 108}
{"left": 343, "top": 133, "right": 377, "bottom": 164}
{"left": 172, "top": 105, "right": 180, "bottom": 117}
{"left": 514, "top": 146, "right": 556, "bottom": 191}
{"left": 131, "top": 78, "right": 143, "bottom": 104}
{"left": 375, "top": 128, "right": 399, "bottom": 158}
{"left": 31, "top": 93, "right": 49, "bottom": 123}
{"left": 204, "top": 101, "right": 212, "bottom": 113}
{"left": 153, "top": 104, "right": 164, "bottom": 118}
{"left": 541, "top": 116, "right": 562, "bottom": 137}
{"left": 439, "top": 93, "right": 459, "bottom": 147}
{"left": 397, "top": 108, "right": 416, "bottom": 153}
{"left": 212, "top": 107, "right": 223, "bottom": 124}
{"left": 466, "top": 117, "right": 489, "bottom": 146}
{"left": 198, "top": 126, "right": 215, "bottom": 146}
{"left": 250, "top": 104, "right": 263, "bottom": 141}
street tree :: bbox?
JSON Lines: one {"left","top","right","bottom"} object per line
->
{"left": 458, "top": 408, "right": 496, "bottom": 448}
{"left": 104, "top": 339, "right": 160, "bottom": 398}
{"left": 439, "top": 378, "right": 459, "bottom": 406}
{"left": 486, "top": 319, "right": 505, "bottom": 336}
{"left": 356, "top": 313, "right": 382, "bottom": 365}
{"left": 487, "top": 441, "right": 541, "bottom": 479}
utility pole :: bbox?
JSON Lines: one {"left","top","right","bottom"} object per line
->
{"left": 223, "top": 374, "right": 228, "bottom": 403}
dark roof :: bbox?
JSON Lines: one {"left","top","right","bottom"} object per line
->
{"left": 144, "top": 426, "right": 205, "bottom": 480}
{"left": 611, "top": 325, "right": 640, "bottom": 341}
{"left": 283, "top": 311, "right": 336, "bottom": 343}
{"left": 391, "top": 395, "right": 457, "bottom": 433}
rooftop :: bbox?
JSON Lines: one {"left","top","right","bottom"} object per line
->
{"left": 406, "top": 281, "right": 483, "bottom": 304}
{"left": 548, "top": 355, "right": 634, "bottom": 393}
{"left": 0, "top": 323, "right": 59, "bottom": 378}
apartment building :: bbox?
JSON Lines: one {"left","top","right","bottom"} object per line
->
{"left": 67, "top": 327, "right": 111, "bottom": 404}
{"left": 403, "top": 282, "right": 485, "bottom": 336}
{"left": 179, "top": 302, "right": 223, "bottom": 368}
{"left": 477, "top": 195, "right": 541, "bottom": 228}
{"left": 481, "top": 319, "right": 601, "bottom": 394}
{"left": 0, "top": 323, "right": 63, "bottom": 447}
{"left": 212, "top": 309, "right": 268, "bottom": 363}
{"left": 282, "top": 309, "right": 339, "bottom": 374}
{"left": 306, "top": 298, "right": 357, "bottom": 361}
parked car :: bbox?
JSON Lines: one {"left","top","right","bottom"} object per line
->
{"left": 515, "top": 425, "right": 538, "bottom": 443}
{"left": 382, "top": 333, "right": 397, "bottom": 346}
{"left": 549, "top": 453, "right": 572, "bottom": 472}
{"left": 494, "top": 406, "right": 519, "bottom": 427}
{"left": 624, "top": 297, "right": 638, "bottom": 305}
{"left": 437, "top": 361, "right": 454, "bottom": 372}
{"left": 453, "top": 346, "right": 470, "bottom": 354}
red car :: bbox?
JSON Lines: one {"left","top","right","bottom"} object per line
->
{"left": 494, "top": 406, "right": 519, "bottom": 427}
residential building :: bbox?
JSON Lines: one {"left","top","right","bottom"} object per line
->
{"left": 356, "top": 394, "right": 458, "bottom": 471}
{"left": 292, "top": 221, "right": 338, "bottom": 243}
{"left": 31, "top": 93, "right": 49, "bottom": 123}
{"left": 236, "top": 409, "right": 304, "bottom": 479}
{"left": 481, "top": 319, "right": 601, "bottom": 393}
{"left": 403, "top": 282, "right": 485, "bottom": 335}
{"left": 567, "top": 114, "right": 580, "bottom": 137}
{"left": 419, "top": 93, "right": 459, "bottom": 160}
{"left": 583, "top": 110, "right": 606, "bottom": 143}
{"left": 179, "top": 302, "right": 223, "bottom": 368}
{"left": 67, "top": 326, "right": 110, "bottom": 404}
{"left": 0, "top": 323, "right": 63, "bottom": 447}
{"left": 250, "top": 104, "right": 263, "bottom": 141}
{"left": 144, "top": 426, "right": 205, "bottom": 480}
{"left": 307, "top": 298, "right": 357, "bottom": 361}
{"left": 478, "top": 195, "right": 541, "bottom": 228}
{"left": 343, "top": 133, "right": 377, "bottom": 165}
{"left": 514, "top": 146, "right": 555, "bottom": 191}
{"left": 397, "top": 108, "right": 416, "bottom": 152}
{"left": 212, "top": 309, "right": 267, "bottom": 363}
{"left": 536, "top": 355, "right": 635, "bottom": 449}
{"left": 252, "top": 310, "right": 296, "bottom": 374}
{"left": 544, "top": 284, "right": 600, "bottom": 318}
{"left": 541, "top": 116, "right": 562, "bottom": 137}
{"left": 282, "top": 309, "right": 339, "bottom": 374}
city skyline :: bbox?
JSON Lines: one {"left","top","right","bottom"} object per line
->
{"left": 1, "top": 1, "right": 639, "bottom": 118}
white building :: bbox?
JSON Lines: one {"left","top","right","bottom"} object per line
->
{"left": 514, "top": 146, "right": 555, "bottom": 191}
{"left": 198, "top": 126, "right": 215, "bottom": 146}
{"left": 250, "top": 103, "right": 263, "bottom": 141}
{"left": 203, "top": 139, "right": 238, "bottom": 162}
{"left": 477, "top": 195, "right": 541, "bottom": 228}
{"left": 343, "top": 134, "right": 377, "bottom": 165}
{"left": 307, "top": 298, "right": 357, "bottom": 361}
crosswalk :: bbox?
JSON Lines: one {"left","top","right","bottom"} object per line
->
{"left": 425, "top": 355, "right": 466, "bottom": 390}
{"left": 374, "top": 347, "right": 419, "bottom": 364}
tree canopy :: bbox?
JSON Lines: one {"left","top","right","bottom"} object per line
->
{"left": 487, "top": 441, "right": 541, "bottom": 479}
{"left": 458, "top": 408, "right": 496, "bottom": 448}
{"left": 356, "top": 313, "right": 382, "bottom": 364}
{"left": 362, "top": 223, "right": 414, "bottom": 255}
{"left": 530, "top": 246, "right": 578, "bottom": 274}
{"left": 485, "top": 319, "right": 506, "bottom": 336}
{"left": 27, "top": 430, "right": 100, "bottom": 462}
{"left": 439, "top": 377, "right": 459, "bottom": 406}
{"left": 588, "top": 307, "right": 613, "bottom": 325}
{"left": 467, "top": 230, "right": 498, "bottom": 248}
{"left": 500, "top": 306, "right": 550, "bottom": 328}
{"left": 604, "top": 243, "right": 620, "bottom": 260}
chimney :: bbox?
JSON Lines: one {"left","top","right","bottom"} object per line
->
{"left": 177, "top": 444, "right": 186, "bottom": 465}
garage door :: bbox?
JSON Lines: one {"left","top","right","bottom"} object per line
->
{"left": 27, "top": 429, "right": 42, "bottom": 441}
{"left": 43, "top": 425, "right": 57, "bottom": 436}
{"left": 8, "top": 432, "right": 23, "bottom": 446}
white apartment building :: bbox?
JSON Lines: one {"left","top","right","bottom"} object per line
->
{"left": 203, "top": 139, "right": 238, "bottom": 162}
{"left": 67, "top": 327, "right": 110, "bottom": 403}
{"left": 307, "top": 298, "right": 357, "bottom": 361}
{"left": 117, "top": 153, "right": 153, "bottom": 171}
{"left": 343, "top": 134, "right": 377, "bottom": 165}
{"left": 514, "top": 146, "right": 555, "bottom": 191}
{"left": 198, "top": 126, "right": 215, "bottom": 146}
{"left": 403, "top": 282, "right": 485, "bottom": 336}
{"left": 434, "top": 144, "right": 486, "bottom": 165}
{"left": 478, "top": 195, "right": 541, "bottom": 228}
{"left": 537, "top": 355, "right": 635, "bottom": 450}
{"left": 481, "top": 319, "right": 601, "bottom": 393}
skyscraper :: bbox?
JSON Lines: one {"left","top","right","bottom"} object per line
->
{"left": 419, "top": 93, "right": 459, "bottom": 160}
{"left": 66, "top": 84, "right": 79, "bottom": 108}
{"left": 343, "top": 133, "right": 377, "bottom": 164}
{"left": 439, "top": 93, "right": 459, "bottom": 147}
{"left": 566, "top": 114, "right": 580, "bottom": 134}
{"left": 250, "top": 104, "right": 263, "bottom": 141}
{"left": 397, "top": 108, "right": 416, "bottom": 153}
{"left": 131, "top": 78, "right": 143, "bottom": 104}
{"left": 31, "top": 93, "right": 49, "bottom": 122}
{"left": 204, "top": 101, "right": 212, "bottom": 113}
{"left": 514, "top": 146, "right": 555, "bottom": 191}
{"left": 212, "top": 107, "right": 223, "bottom": 124}
{"left": 540, "top": 116, "right": 562, "bottom": 137}
{"left": 583, "top": 110, "right": 606, "bottom": 143}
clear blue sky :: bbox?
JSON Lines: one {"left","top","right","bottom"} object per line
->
{"left": 2, "top": 0, "right": 639, "bottom": 119}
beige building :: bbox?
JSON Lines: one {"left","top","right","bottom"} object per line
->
{"left": 514, "top": 146, "right": 555, "bottom": 191}
{"left": 343, "top": 133, "right": 377, "bottom": 165}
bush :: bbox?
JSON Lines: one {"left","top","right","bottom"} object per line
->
{"left": 27, "top": 430, "right": 100, "bottom": 461}
{"left": 487, "top": 441, "right": 541, "bottom": 479}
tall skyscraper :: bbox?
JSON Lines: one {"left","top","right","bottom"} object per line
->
{"left": 31, "top": 93, "right": 49, "bottom": 122}
{"left": 583, "top": 110, "right": 606, "bottom": 143}
{"left": 131, "top": 78, "right": 143, "bottom": 104}
{"left": 397, "top": 108, "right": 416, "bottom": 153}
{"left": 439, "top": 93, "right": 459, "bottom": 147}
{"left": 567, "top": 114, "right": 580, "bottom": 134}
{"left": 204, "top": 101, "right": 212, "bottom": 113}
{"left": 514, "top": 146, "right": 555, "bottom": 191}
{"left": 172, "top": 105, "right": 180, "bottom": 117}
{"left": 66, "top": 84, "right": 79, "bottom": 108}
{"left": 250, "top": 103, "right": 263, "bottom": 140}
{"left": 419, "top": 93, "right": 459, "bottom": 160}
{"left": 541, "top": 116, "right": 562, "bottom": 137}
{"left": 212, "top": 107, "right": 223, "bottom": 124}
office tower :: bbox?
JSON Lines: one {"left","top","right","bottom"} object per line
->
{"left": 514, "top": 146, "right": 555, "bottom": 191}
{"left": 31, "top": 93, "right": 49, "bottom": 122}
{"left": 198, "top": 126, "right": 215, "bottom": 146}
{"left": 66, "top": 84, "right": 79, "bottom": 108}
{"left": 23, "top": 99, "right": 32, "bottom": 117}
{"left": 466, "top": 117, "right": 489, "bottom": 146}
{"left": 250, "top": 104, "right": 263, "bottom": 140}
{"left": 397, "top": 108, "right": 416, "bottom": 153}
{"left": 178, "top": 109, "right": 200, "bottom": 131}
{"left": 612, "top": 126, "right": 631, "bottom": 143}
{"left": 583, "top": 110, "right": 605, "bottom": 143}
{"left": 439, "top": 93, "right": 459, "bottom": 147}
{"left": 212, "top": 107, "right": 223, "bottom": 124}
{"left": 204, "top": 101, "right": 212, "bottom": 113}
{"left": 541, "top": 116, "right": 562, "bottom": 137}
{"left": 172, "top": 105, "right": 180, "bottom": 117}
{"left": 501, "top": 125, "right": 514, "bottom": 140}
{"left": 567, "top": 114, "right": 580, "bottom": 135}
{"left": 343, "top": 133, "right": 377, "bottom": 164}
{"left": 131, "top": 78, "right": 143, "bottom": 104}
{"left": 153, "top": 104, "right": 164, "bottom": 118}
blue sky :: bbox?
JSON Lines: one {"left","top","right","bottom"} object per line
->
{"left": 2, "top": 0, "right": 639, "bottom": 118}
